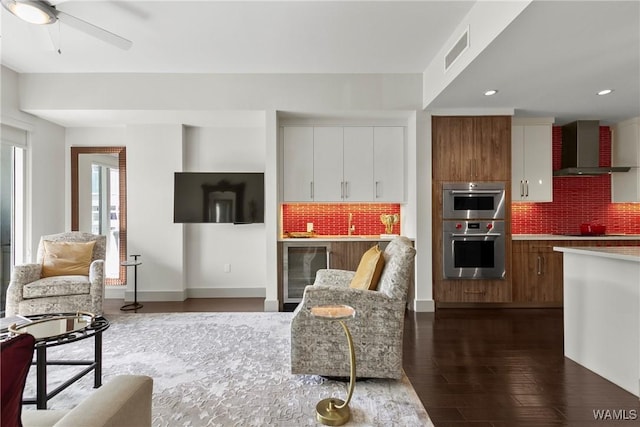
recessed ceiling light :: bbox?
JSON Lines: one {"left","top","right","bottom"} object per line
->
{"left": 597, "top": 89, "right": 613, "bottom": 96}
{"left": 484, "top": 89, "right": 498, "bottom": 96}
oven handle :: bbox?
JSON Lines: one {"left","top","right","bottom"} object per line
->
{"left": 449, "top": 190, "right": 504, "bottom": 195}
{"left": 450, "top": 233, "right": 502, "bottom": 239}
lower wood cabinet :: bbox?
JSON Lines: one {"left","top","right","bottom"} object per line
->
{"left": 512, "top": 239, "right": 640, "bottom": 305}
{"left": 512, "top": 240, "right": 563, "bottom": 304}
{"left": 435, "top": 280, "right": 511, "bottom": 303}
{"left": 329, "top": 241, "right": 379, "bottom": 271}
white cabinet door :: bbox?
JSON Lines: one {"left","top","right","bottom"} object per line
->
{"left": 283, "top": 127, "right": 314, "bottom": 202}
{"left": 612, "top": 117, "right": 640, "bottom": 202}
{"left": 522, "top": 125, "right": 552, "bottom": 202}
{"left": 313, "top": 127, "right": 344, "bottom": 202}
{"left": 373, "top": 127, "right": 405, "bottom": 202}
{"left": 343, "top": 127, "right": 374, "bottom": 201}
{"left": 512, "top": 124, "right": 552, "bottom": 202}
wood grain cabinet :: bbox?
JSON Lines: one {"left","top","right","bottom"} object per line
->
{"left": 329, "top": 241, "right": 378, "bottom": 271}
{"left": 512, "top": 239, "right": 640, "bottom": 305}
{"left": 512, "top": 240, "right": 563, "bottom": 304}
{"left": 432, "top": 116, "right": 511, "bottom": 182}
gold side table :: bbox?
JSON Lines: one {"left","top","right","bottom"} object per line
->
{"left": 310, "top": 304, "right": 356, "bottom": 426}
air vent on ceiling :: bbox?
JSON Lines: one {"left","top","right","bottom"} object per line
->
{"left": 444, "top": 27, "right": 469, "bottom": 71}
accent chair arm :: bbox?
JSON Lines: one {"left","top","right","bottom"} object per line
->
{"left": 5, "top": 264, "right": 42, "bottom": 318}
{"left": 10, "top": 263, "right": 42, "bottom": 285}
{"left": 313, "top": 269, "right": 356, "bottom": 287}
{"left": 89, "top": 259, "right": 105, "bottom": 289}
{"left": 299, "top": 284, "right": 403, "bottom": 314}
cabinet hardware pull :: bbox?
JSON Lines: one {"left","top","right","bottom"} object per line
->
{"left": 449, "top": 190, "right": 503, "bottom": 195}
{"left": 345, "top": 181, "right": 349, "bottom": 199}
{"left": 520, "top": 180, "right": 524, "bottom": 197}
{"left": 451, "top": 233, "right": 501, "bottom": 238}
{"left": 525, "top": 180, "right": 529, "bottom": 197}
{"left": 540, "top": 255, "right": 545, "bottom": 275}
{"left": 537, "top": 256, "right": 542, "bottom": 275}
{"left": 375, "top": 181, "right": 380, "bottom": 198}
{"left": 464, "top": 290, "right": 486, "bottom": 294}
{"left": 341, "top": 181, "right": 344, "bottom": 199}
{"left": 310, "top": 182, "right": 314, "bottom": 199}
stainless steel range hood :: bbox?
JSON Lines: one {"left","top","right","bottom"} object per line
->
{"left": 553, "top": 120, "right": 631, "bottom": 176}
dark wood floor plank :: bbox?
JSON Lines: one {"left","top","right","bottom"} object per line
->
{"left": 402, "top": 308, "right": 640, "bottom": 427}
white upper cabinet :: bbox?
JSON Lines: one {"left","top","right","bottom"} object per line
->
{"left": 282, "top": 125, "right": 405, "bottom": 202}
{"left": 374, "top": 127, "right": 405, "bottom": 202}
{"left": 343, "top": 127, "right": 374, "bottom": 201}
{"left": 283, "top": 126, "right": 314, "bottom": 202}
{"left": 612, "top": 117, "right": 640, "bottom": 202}
{"left": 511, "top": 120, "right": 553, "bottom": 202}
{"left": 313, "top": 127, "right": 344, "bottom": 201}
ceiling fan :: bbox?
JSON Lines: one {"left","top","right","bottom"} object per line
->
{"left": 1, "top": 0, "right": 132, "bottom": 50}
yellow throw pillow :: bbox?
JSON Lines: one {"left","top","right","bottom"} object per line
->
{"left": 41, "top": 240, "right": 96, "bottom": 277}
{"left": 349, "top": 245, "right": 385, "bottom": 291}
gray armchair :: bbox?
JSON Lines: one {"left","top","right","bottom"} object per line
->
{"left": 290, "top": 236, "right": 416, "bottom": 379}
{"left": 5, "top": 232, "right": 106, "bottom": 317}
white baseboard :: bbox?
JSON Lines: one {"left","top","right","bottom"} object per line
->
{"left": 186, "top": 288, "right": 266, "bottom": 299}
{"left": 105, "top": 287, "right": 125, "bottom": 300}
{"left": 263, "top": 299, "right": 279, "bottom": 312}
{"left": 105, "top": 287, "right": 267, "bottom": 302}
{"left": 410, "top": 298, "right": 435, "bottom": 312}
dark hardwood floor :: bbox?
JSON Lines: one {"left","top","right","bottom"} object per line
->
{"left": 104, "top": 300, "right": 640, "bottom": 426}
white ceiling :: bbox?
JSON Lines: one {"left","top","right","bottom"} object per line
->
{"left": 1, "top": 1, "right": 639, "bottom": 126}
{"left": 1, "top": 0, "right": 475, "bottom": 73}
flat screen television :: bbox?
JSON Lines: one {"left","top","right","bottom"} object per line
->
{"left": 174, "top": 172, "right": 264, "bottom": 224}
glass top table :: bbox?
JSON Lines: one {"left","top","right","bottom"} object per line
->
{"left": 3, "top": 312, "right": 110, "bottom": 409}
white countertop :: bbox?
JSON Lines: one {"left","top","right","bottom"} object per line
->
{"left": 553, "top": 246, "right": 640, "bottom": 263}
{"left": 279, "top": 235, "right": 412, "bottom": 242}
{"left": 514, "top": 234, "right": 640, "bottom": 241}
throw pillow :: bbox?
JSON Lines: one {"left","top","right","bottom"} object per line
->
{"left": 41, "top": 240, "right": 96, "bottom": 278}
{"left": 349, "top": 245, "right": 385, "bottom": 290}
{"left": 1, "top": 333, "right": 35, "bottom": 427}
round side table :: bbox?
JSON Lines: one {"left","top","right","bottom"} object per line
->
{"left": 310, "top": 304, "right": 356, "bottom": 426}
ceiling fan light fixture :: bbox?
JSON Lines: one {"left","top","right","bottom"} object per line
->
{"left": 2, "top": 0, "right": 56, "bottom": 25}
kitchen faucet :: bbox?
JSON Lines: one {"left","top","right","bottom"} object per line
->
{"left": 348, "top": 213, "right": 355, "bottom": 236}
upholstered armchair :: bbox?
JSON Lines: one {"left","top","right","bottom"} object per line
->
{"left": 291, "top": 236, "right": 416, "bottom": 379}
{"left": 5, "top": 232, "right": 106, "bottom": 317}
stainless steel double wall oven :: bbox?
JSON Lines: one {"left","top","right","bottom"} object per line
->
{"left": 442, "top": 182, "right": 506, "bottom": 279}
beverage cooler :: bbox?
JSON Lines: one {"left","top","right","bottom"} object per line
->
{"left": 283, "top": 242, "right": 331, "bottom": 303}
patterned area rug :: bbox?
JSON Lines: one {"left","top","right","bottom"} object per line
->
{"left": 23, "top": 312, "right": 432, "bottom": 426}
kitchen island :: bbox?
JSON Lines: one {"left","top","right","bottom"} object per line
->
{"left": 553, "top": 246, "right": 640, "bottom": 397}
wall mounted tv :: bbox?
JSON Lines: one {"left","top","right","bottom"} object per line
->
{"left": 174, "top": 172, "right": 265, "bottom": 224}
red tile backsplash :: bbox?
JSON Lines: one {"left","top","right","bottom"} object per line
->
{"left": 512, "top": 126, "right": 640, "bottom": 235}
{"left": 282, "top": 203, "right": 401, "bottom": 236}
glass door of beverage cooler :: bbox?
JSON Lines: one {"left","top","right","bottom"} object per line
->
{"left": 283, "top": 243, "right": 331, "bottom": 303}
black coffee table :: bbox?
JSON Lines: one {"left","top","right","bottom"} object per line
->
{"left": 3, "top": 312, "right": 110, "bottom": 409}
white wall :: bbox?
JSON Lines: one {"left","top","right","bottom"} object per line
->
{"left": 125, "top": 125, "right": 186, "bottom": 300}
{"left": 183, "top": 125, "right": 267, "bottom": 297}
{"left": 1, "top": 66, "right": 66, "bottom": 261}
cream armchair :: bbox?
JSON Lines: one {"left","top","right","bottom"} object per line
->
{"left": 5, "top": 232, "right": 106, "bottom": 317}
{"left": 290, "top": 236, "right": 416, "bottom": 379}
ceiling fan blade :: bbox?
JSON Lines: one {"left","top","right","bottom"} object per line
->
{"left": 56, "top": 10, "right": 132, "bottom": 50}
